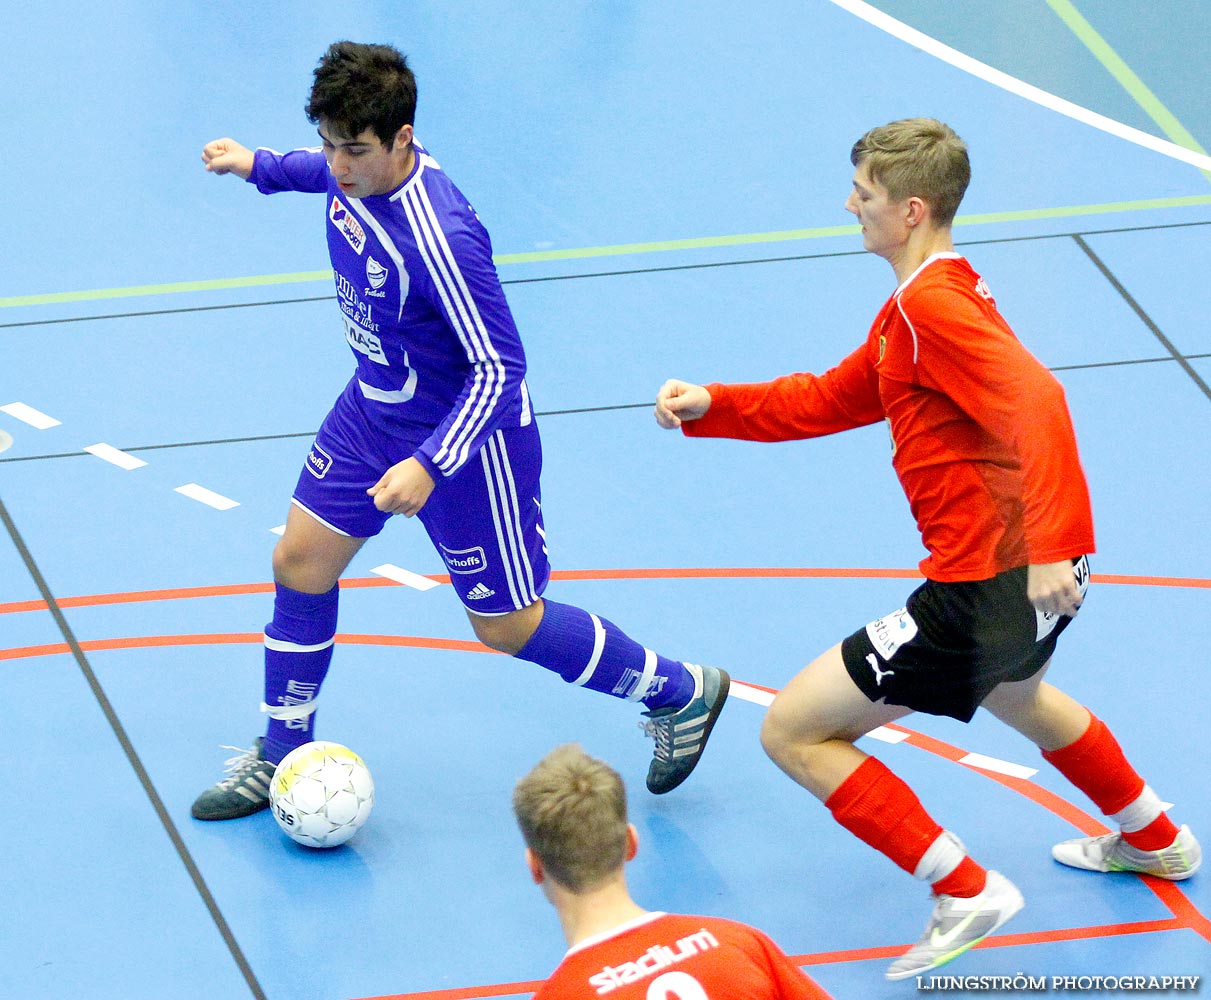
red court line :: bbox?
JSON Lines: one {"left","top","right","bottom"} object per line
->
{"left": 884, "top": 721, "right": 1211, "bottom": 944}
{"left": 5, "top": 626, "right": 1207, "bottom": 993}
{"left": 794, "top": 917, "right": 1187, "bottom": 967}
{"left": 351, "top": 919, "right": 1189, "bottom": 1000}
{"left": 3, "top": 568, "right": 1209, "bottom": 617}
{"left": 0, "top": 632, "right": 500, "bottom": 662}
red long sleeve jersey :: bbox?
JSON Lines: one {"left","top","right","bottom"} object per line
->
{"left": 533, "top": 912, "right": 829, "bottom": 1000}
{"left": 685, "top": 253, "right": 1095, "bottom": 582}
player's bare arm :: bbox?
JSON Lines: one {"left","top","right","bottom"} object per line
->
{"left": 1026, "top": 560, "right": 1083, "bottom": 617}
{"left": 201, "top": 137, "right": 256, "bottom": 179}
{"left": 367, "top": 456, "right": 436, "bottom": 517}
{"left": 655, "top": 379, "right": 712, "bottom": 429}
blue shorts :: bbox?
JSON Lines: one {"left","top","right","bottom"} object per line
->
{"left": 291, "top": 383, "right": 550, "bottom": 615}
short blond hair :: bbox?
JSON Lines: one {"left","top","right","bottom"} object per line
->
{"left": 851, "top": 118, "right": 970, "bottom": 225}
{"left": 512, "top": 744, "right": 629, "bottom": 893}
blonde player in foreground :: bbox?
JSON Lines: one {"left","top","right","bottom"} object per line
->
{"left": 514, "top": 743, "right": 829, "bottom": 999}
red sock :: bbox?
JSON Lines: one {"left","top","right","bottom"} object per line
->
{"left": 931, "top": 856, "right": 987, "bottom": 898}
{"left": 1042, "top": 714, "right": 1178, "bottom": 850}
{"left": 826, "top": 756, "right": 987, "bottom": 896}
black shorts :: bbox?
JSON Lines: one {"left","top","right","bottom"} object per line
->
{"left": 841, "top": 556, "right": 1090, "bottom": 722}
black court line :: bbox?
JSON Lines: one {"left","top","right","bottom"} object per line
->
{"left": 1073, "top": 234, "right": 1211, "bottom": 403}
{"left": 1, "top": 218, "right": 1208, "bottom": 332}
{"left": 0, "top": 403, "right": 656, "bottom": 463}
{"left": 0, "top": 494, "right": 268, "bottom": 1000}
{"left": 0, "top": 296, "right": 335, "bottom": 330}
{"left": 2, "top": 354, "right": 1210, "bottom": 465}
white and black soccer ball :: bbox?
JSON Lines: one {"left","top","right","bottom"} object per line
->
{"left": 269, "top": 741, "right": 374, "bottom": 848}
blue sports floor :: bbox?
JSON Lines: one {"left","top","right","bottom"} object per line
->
{"left": 2, "top": 2, "right": 1209, "bottom": 997}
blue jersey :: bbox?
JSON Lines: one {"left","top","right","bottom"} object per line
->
{"left": 249, "top": 142, "right": 532, "bottom": 480}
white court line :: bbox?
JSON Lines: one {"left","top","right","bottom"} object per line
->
{"left": 865, "top": 726, "right": 911, "bottom": 745}
{"left": 959, "top": 752, "right": 1039, "bottom": 780}
{"left": 371, "top": 564, "right": 442, "bottom": 591}
{"left": 84, "top": 443, "right": 148, "bottom": 470}
{"left": 828, "top": 0, "right": 1211, "bottom": 172}
{"left": 270, "top": 524, "right": 287, "bottom": 536}
{"left": 174, "top": 483, "right": 240, "bottom": 510}
{"left": 727, "top": 687, "right": 1039, "bottom": 775}
{"left": 1, "top": 402, "right": 61, "bottom": 429}
{"left": 727, "top": 690, "right": 911, "bottom": 748}
{"left": 729, "top": 681, "right": 774, "bottom": 707}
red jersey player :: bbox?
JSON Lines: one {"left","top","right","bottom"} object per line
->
{"left": 654, "top": 118, "right": 1200, "bottom": 980}
{"left": 513, "top": 744, "right": 829, "bottom": 1000}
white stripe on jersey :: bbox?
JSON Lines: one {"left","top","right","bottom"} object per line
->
{"left": 347, "top": 194, "right": 410, "bottom": 320}
{"left": 396, "top": 181, "right": 506, "bottom": 475}
{"left": 403, "top": 182, "right": 504, "bottom": 471}
{"left": 520, "top": 379, "right": 533, "bottom": 426}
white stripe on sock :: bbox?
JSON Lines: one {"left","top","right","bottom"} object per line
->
{"left": 624, "top": 648, "right": 659, "bottom": 703}
{"left": 263, "top": 634, "right": 335, "bottom": 653}
{"left": 570, "top": 614, "right": 607, "bottom": 687}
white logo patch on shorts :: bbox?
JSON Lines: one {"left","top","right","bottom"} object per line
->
{"left": 865, "top": 607, "right": 919, "bottom": 661}
{"left": 1036, "top": 555, "right": 1091, "bottom": 641}
{"left": 441, "top": 544, "right": 488, "bottom": 575}
{"left": 305, "top": 444, "right": 333, "bottom": 480}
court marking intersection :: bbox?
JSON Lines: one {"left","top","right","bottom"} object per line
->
{"left": 2, "top": 570, "right": 1208, "bottom": 995}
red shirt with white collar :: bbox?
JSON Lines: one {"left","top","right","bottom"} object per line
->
{"left": 684, "top": 253, "right": 1095, "bottom": 581}
{"left": 532, "top": 911, "right": 829, "bottom": 1000}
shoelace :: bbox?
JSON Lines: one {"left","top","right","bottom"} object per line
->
{"left": 217, "top": 745, "right": 264, "bottom": 789}
{"left": 640, "top": 718, "right": 674, "bottom": 761}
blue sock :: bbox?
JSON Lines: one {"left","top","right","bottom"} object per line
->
{"left": 262, "top": 582, "right": 339, "bottom": 763}
{"left": 515, "top": 599, "right": 695, "bottom": 711}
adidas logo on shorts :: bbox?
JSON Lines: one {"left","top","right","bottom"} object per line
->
{"left": 466, "top": 582, "right": 496, "bottom": 601}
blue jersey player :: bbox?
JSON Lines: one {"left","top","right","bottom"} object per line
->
{"left": 190, "top": 41, "right": 729, "bottom": 820}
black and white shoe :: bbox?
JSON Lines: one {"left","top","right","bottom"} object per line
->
{"left": 190, "top": 738, "right": 276, "bottom": 820}
{"left": 642, "top": 664, "right": 730, "bottom": 795}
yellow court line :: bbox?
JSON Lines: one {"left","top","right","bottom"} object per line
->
{"left": 2, "top": 194, "right": 1211, "bottom": 310}
{"left": 1045, "top": 0, "right": 1211, "bottom": 185}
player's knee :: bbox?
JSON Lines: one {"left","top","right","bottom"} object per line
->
{"left": 468, "top": 606, "right": 539, "bottom": 655}
{"left": 470, "top": 600, "right": 545, "bottom": 654}
{"left": 760, "top": 699, "right": 799, "bottom": 766}
{"left": 470, "top": 615, "right": 513, "bottom": 653}
{"left": 271, "top": 539, "right": 334, "bottom": 593}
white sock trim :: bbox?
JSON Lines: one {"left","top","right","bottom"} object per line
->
{"left": 625, "top": 648, "right": 659, "bottom": 703}
{"left": 914, "top": 829, "right": 966, "bottom": 883}
{"left": 263, "top": 634, "right": 335, "bottom": 654}
{"left": 260, "top": 700, "right": 318, "bottom": 722}
{"left": 1112, "top": 784, "right": 1166, "bottom": 833}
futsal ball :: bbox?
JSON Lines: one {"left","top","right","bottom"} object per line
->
{"left": 269, "top": 741, "right": 374, "bottom": 848}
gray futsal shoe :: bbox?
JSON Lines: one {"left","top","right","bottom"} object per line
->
{"left": 1053, "top": 825, "right": 1201, "bottom": 880}
{"left": 191, "top": 738, "right": 276, "bottom": 820}
{"left": 886, "top": 871, "right": 1024, "bottom": 981}
{"left": 642, "top": 664, "right": 731, "bottom": 794}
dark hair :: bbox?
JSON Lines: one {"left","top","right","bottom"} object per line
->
{"left": 306, "top": 41, "right": 417, "bottom": 147}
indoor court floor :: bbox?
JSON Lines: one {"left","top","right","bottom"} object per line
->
{"left": 2, "top": 2, "right": 1209, "bottom": 998}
